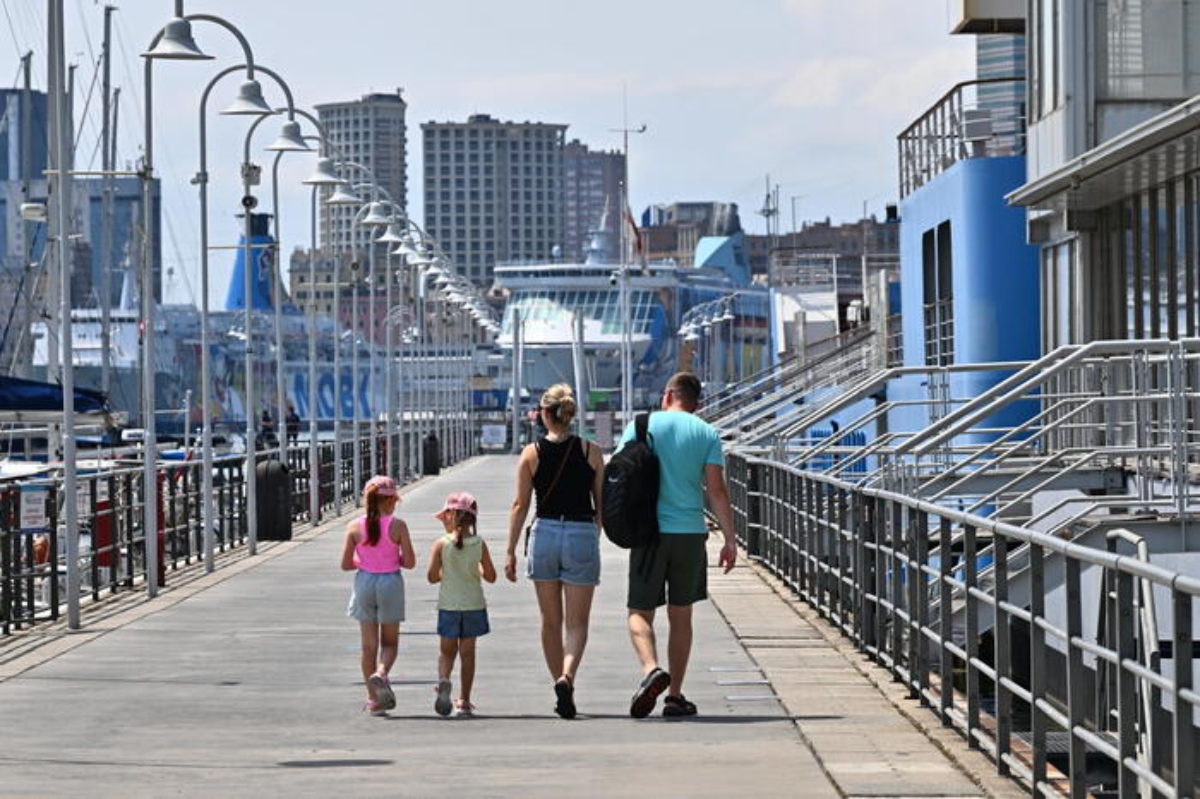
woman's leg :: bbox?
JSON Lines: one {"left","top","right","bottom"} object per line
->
{"left": 561, "top": 583, "right": 596, "bottom": 682}
{"left": 360, "top": 622, "right": 380, "bottom": 699}
{"left": 438, "top": 636, "right": 459, "bottom": 681}
{"left": 533, "top": 580, "right": 565, "bottom": 680}
{"left": 458, "top": 637, "right": 477, "bottom": 703}
{"left": 378, "top": 622, "right": 400, "bottom": 677}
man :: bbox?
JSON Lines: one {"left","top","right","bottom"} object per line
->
{"left": 285, "top": 404, "right": 301, "bottom": 446}
{"left": 620, "top": 371, "right": 737, "bottom": 719}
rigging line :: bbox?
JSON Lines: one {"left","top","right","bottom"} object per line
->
{"left": 72, "top": 52, "right": 104, "bottom": 168}
{"left": 0, "top": 1, "right": 27, "bottom": 68}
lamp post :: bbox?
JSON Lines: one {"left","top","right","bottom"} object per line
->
{"left": 235, "top": 72, "right": 304, "bottom": 557}
{"left": 144, "top": 10, "right": 272, "bottom": 593}
{"left": 375, "top": 219, "right": 409, "bottom": 476}
{"left": 300, "top": 152, "right": 343, "bottom": 523}
{"left": 323, "top": 182, "right": 362, "bottom": 511}
{"left": 192, "top": 63, "right": 276, "bottom": 573}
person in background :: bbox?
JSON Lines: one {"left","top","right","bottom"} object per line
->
{"left": 428, "top": 492, "right": 496, "bottom": 717}
{"left": 505, "top": 383, "right": 605, "bottom": 719}
{"left": 285, "top": 404, "right": 301, "bottom": 446}
{"left": 620, "top": 372, "right": 737, "bottom": 720}
{"left": 340, "top": 475, "right": 416, "bottom": 716}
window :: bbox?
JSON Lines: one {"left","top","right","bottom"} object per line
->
{"left": 921, "top": 221, "right": 954, "bottom": 365}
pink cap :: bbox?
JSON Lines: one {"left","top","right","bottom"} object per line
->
{"left": 363, "top": 475, "right": 398, "bottom": 497}
{"left": 435, "top": 491, "right": 478, "bottom": 521}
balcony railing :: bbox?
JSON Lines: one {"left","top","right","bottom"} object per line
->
{"left": 898, "top": 77, "right": 1026, "bottom": 199}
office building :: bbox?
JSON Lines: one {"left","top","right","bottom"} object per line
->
{"left": 563, "top": 139, "right": 624, "bottom": 261}
{"left": 422, "top": 114, "right": 567, "bottom": 287}
{"left": 315, "top": 91, "right": 409, "bottom": 263}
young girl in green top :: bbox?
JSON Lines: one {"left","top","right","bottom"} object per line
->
{"left": 427, "top": 492, "right": 497, "bottom": 717}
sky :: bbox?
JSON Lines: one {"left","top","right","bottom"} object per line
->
{"left": 3, "top": 0, "right": 974, "bottom": 306}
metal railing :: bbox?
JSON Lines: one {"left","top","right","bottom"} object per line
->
{"left": 1, "top": 428, "right": 445, "bottom": 635}
{"left": 898, "top": 77, "right": 1026, "bottom": 199}
{"left": 727, "top": 453, "right": 1199, "bottom": 797}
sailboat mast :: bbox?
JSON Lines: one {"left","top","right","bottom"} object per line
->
{"left": 100, "top": 4, "right": 114, "bottom": 396}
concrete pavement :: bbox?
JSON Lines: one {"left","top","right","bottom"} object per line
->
{"left": 0, "top": 455, "right": 1023, "bottom": 798}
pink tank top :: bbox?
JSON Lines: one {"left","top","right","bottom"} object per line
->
{"left": 355, "top": 514, "right": 401, "bottom": 573}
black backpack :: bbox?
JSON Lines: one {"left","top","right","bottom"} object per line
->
{"left": 602, "top": 413, "right": 659, "bottom": 549}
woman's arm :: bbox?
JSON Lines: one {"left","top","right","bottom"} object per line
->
{"left": 426, "top": 538, "right": 444, "bottom": 584}
{"left": 479, "top": 540, "right": 498, "bottom": 584}
{"left": 505, "top": 444, "right": 537, "bottom": 582}
{"left": 339, "top": 524, "right": 358, "bottom": 571}
{"left": 586, "top": 440, "right": 606, "bottom": 531}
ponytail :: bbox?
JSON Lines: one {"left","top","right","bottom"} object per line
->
{"left": 451, "top": 510, "right": 476, "bottom": 549}
{"left": 364, "top": 491, "right": 384, "bottom": 545}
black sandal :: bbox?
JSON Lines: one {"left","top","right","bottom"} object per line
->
{"left": 662, "top": 694, "right": 697, "bottom": 718}
{"left": 629, "top": 667, "right": 671, "bottom": 718}
{"left": 554, "top": 676, "right": 577, "bottom": 719}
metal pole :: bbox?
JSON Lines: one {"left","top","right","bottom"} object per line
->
{"left": 100, "top": 5, "right": 114, "bottom": 398}
{"left": 351, "top": 258, "right": 361, "bottom": 490}
{"left": 384, "top": 250, "right": 394, "bottom": 475}
{"left": 243, "top": 208, "right": 258, "bottom": 555}
{"left": 17, "top": 52, "right": 33, "bottom": 380}
{"left": 49, "top": 0, "right": 81, "bottom": 628}
{"left": 140, "top": 39, "right": 160, "bottom": 598}
{"left": 271, "top": 153, "right": 286, "bottom": 455}
{"left": 571, "top": 311, "right": 587, "bottom": 438}
{"left": 307, "top": 187, "right": 319, "bottom": 523}
{"left": 510, "top": 307, "right": 522, "bottom": 454}
{"left": 368, "top": 230, "right": 378, "bottom": 475}
{"left": 332, "top": 251, "right": 342, "bottom": 514}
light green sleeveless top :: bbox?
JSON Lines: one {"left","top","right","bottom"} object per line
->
{"left": 438, "top": 533, "right": 486, "bottom": 611}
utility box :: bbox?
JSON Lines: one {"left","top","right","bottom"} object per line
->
{"left": 255, "top": 460, "right": 292, "bottom": 541}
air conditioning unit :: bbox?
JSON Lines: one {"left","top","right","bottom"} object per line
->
{"left": 951, "top": 0, "right": 1025, "bottom": 34}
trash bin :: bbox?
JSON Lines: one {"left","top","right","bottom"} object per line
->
{"left": 255, "top": 460, "right": 292, "bottom": 541}
{"left": 422, "top": 434, "right": 440, "bottom": 476}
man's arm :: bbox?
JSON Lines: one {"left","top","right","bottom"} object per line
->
{"left": 704, "top": 463, "right": 737, "bottom": 573}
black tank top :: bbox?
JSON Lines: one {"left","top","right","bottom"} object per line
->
{"left": 533, "top": 436, "right": 595, "bottom": 520}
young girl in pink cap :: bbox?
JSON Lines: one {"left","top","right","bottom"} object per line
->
{"left": 427, "top": 492, "right": 496, "bottom": 717}
{"left": 341, "top": 475, "right": 415, "bottom": 716}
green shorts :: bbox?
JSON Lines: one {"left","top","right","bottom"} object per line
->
{"left": 627, "top": 533, "right": 708, "bottom": 610}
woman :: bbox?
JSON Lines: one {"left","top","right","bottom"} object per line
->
{"left": 506, "top": 383, "right": 605, "bottom": 719}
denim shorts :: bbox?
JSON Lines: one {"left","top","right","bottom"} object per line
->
{"left": 437, "top": 608, "right": 491, "bottom": 639}
{"left": 348, "top": 570, "right": 406, "bottom": 623}
{"left": 526, "top": 518, "right": 601, "bottom": 585}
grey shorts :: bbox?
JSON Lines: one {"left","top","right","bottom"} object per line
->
{"left": 348, "top": 570, "right": 406, "bottom": 623}
{"left": 627, "top": 533, "right": 708, "bottom": 610}
{"left": 526, "top": 518, "right": 601, "bottom": 586}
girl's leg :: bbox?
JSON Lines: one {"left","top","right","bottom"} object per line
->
{"left": 458, "top": 636, "right": 477, "bottom": 703}
{"left": 377, "top": 622, "right": 400, "bottom": 678}
{"left": 438, "top": 636, "right": 459, "bottom": 681}
{"left": 561, "top": 583, "right": 596, "bottom": 682}
{"left": 360, "top": 622, "right": 381, "bottom": 699}
{"left": 533, "top": 580, "right": 565, "bottom": 680}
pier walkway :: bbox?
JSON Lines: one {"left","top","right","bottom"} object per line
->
{"left": 0, "top": 455, "right": 1023, "bottom": 798}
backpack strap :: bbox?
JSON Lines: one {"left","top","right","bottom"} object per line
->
{"left": 635, "top": 412, "right": 651, "bottom": 445}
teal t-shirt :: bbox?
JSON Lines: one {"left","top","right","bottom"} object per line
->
{"left": 617, "top": 410, "right": 724, "bottom": 534}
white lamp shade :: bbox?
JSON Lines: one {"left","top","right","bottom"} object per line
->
{"left": 326, "top": 186, "right": 363, "bottom": 206}
{"left": 361, "top": 202, "right": 390, "bottom": 227}
{"left": 264, "top": 120, "right": 310, "bottom": 152}
{"left": 142, "top": 18, "right": 212, "bottom": 60}
{"left": 376, "top": 223, "right": 407, "bottom": 244}
{"left": 302, "top": 157, "right": 345, "bottom": 186}
{"left": 221, "top": 80, "right": 276, "bottom": 116}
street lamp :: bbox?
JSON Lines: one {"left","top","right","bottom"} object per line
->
{"left": 323, "top": 183, "right": 362, "bottom": 511}
{"left": 193, "top": 63, "right": 277, "bottom": 573}
{"left": 143, "top": 9, "right": 268, "bottom": 593}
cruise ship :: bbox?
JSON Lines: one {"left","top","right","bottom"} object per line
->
{"left": 492, "top": 217, "right": 771, "bottom": 411}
